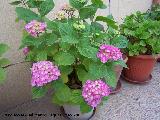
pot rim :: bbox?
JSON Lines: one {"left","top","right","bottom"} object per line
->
{"left": 127, "top": 54, "right": 159, "bottom": 60}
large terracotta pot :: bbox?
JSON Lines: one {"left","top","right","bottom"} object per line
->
{"left": 60, "top": 105, "right": 95, "bottom": 120}
{"left": 122, "top": 55, "right": 157, "bottom": 83}
{"left": 110, "top": 56, "right": 128, "bottom": 94}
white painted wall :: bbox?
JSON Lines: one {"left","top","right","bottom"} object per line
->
{"left": 0, "top": 0, "right": 152, "bottom": 112}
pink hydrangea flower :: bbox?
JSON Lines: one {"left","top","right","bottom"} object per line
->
{"left": 97, "top": 44, "right": 122, "bottom": 63}
{"left": 31, "top": 61, "right": 61, "bottom": 87}
{"left": 82, "top": 80, "right": 110, "bottom": 108}
{"left": 25, "top": 20, "right": 47, "bottom": 37}
{"left": 23, "top": 47, "right": 30, "bottom": 56}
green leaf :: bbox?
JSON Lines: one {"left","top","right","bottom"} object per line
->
{"left": 80, "top": 101, "right": 92, "bottom": 113}
{"left": 69, "top": 0, "right": 87, "bottom": 9}
{"left": 54, "top": 82, "right": 71, "bottom": 102}
{"left": 38, "top": 0, "right": 55, "bottom": 16}
{"left": 16, "top": 7, "right": 40, "bottom": 22}
{"left": 10, "top": 1, "right": 21, "bottom": 5}
{"left": 77, "top": 66, "right": 90, "bottom": 83}
{"left": 96, "top": 16, "right": 118, "bottom": 30}
{"left": 59, "top": 66, "right": 73, "bottom": 75}
{"left": 61, "top": 73, "right": 69, "bottom": 83}
{"left": 59, "top": 43, "right": 71, "bottom": 50}
{"left": 70, "top": 90, "right": 84, "bottom": 104}
{"left": 0, "top": 68, "right": 6, "bottom": 84}
{"left": 36, "top": 51, "right": 47, "bottom": 61}
{"left": 91, "top": 0, "right": 107, "bottom": 9}
{"left": 79, "top": 5, "right": 97, "bottom": 19}
{"left": 26, "top": 0, "right": 44, "bottom": 8}
{"left": 77, "top": 41, "right": 98, "bottom": 60}
{"left": 52, "top": 94, "right": 63, "bottom": 105}
{"left": 0, "top": 44, "right": 9, "bottom": 56}
{"left": 88, "top": 62, "right": 108, "bottom": 80}
{"left": 113, "top": 60, "right": 128, "bottom": 68}
{"left": 0, "top": 58, "right": 11, "bottom": 67}
{"left": 59, "top": 23, "right": 79, "bottom": 44}
{"left": 54, "top": 52, "right": 75, "bottom": 66}
{"left": 111, "top": 35, "right": 128, "bottom": 48}
{"left": 105, "top": 67, "right": 116, "bottom": 88}
{"left": 32, "top": 86, "right": 48, "bottom": 99}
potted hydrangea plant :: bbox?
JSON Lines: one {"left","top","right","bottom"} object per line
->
{"left": 0, "top": 43, "right": 10, "bottom": 84}
{"left": 11, "top": 0, "right": 128, "bottom": 119}
{"left": 120, "top": 11, "right": 160, "bottom": 83}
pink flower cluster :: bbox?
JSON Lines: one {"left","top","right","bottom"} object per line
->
{"left": 25, "top": 20, "right": 47, "bottom": 37}
{"left": 31, "top": 61, "right": 61, "bottom": 87}
{"left": 97, "top": 44, "right": 122, "bottom": 63}
{"left": 82, "top": 80, "right": 110, "bottom": 108}
{"left": 23, "top": 47, "right": 30, "bottom": 56}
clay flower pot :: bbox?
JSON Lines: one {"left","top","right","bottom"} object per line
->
{"left": 60, "top": 105, "right": 95, "bottom": 120}
{"left": 122, "top": 55, "right": 157, "bottom": 83}
{"left": 110, "top": 56, "right": 128, "bottom": 94}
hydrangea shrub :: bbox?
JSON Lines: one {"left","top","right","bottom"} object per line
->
{"left": 11, "top": 0, "right": 128, "bottom": 113}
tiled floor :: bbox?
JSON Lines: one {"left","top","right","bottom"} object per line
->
{"left": 0, "top": 63, "right": 160, "bottom": 120}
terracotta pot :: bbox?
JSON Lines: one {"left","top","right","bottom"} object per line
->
{"left": 110, "top": 56, "right": 128, "bottom": 94}
{"left": 122, "top": 55, "right": 157, "bottom": 83}
{"left": 60, "top": 105, "right": 95, "bottom": 120}
{"left": 153, "top": 0, "right": 160, "bottom": 4}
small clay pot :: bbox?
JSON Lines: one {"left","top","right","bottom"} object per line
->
{"left": 110, "top": 55, "right": 128, "bottom": 94}
{"left": 60, "top": 105, "right": 96, "bottom": 120}
{"left": 122, "top": 55, "right": 157, "bottom": 83}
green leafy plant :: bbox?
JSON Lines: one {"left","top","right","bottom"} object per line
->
{"left": 0, "top": 43, "right": 10, "bottom": 84}
{"left": 120, "top": 11, "right": 160, "bottom": 56}
{"left": 146, "top": 4, "right": 160, "bottom": 21}
{"left": 11, "top": 0, "right": 128, "bottom": 113}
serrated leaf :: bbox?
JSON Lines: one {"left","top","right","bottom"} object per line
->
{"left": 36, "top": 51, "right": 47, "bottom": 61}
{"left": 61, "top": 73, "right": 69, "bottom": 83}
{"left": 59, "top": 23, "right": 79, "bottom": 44}
{"left": 111, "top": 35, "right": 128, "bottom": 48}
{"left": 70, "top": 90, "right": 84, "bottom": 104}
{"left": 54, "top": 82, "right": 71, "bottom": 102}
{"left": 10, "top": 1, "right": 21, "bottom": 5}
{"left": 113, "top": 60, "right": 128, "bottom": 68}
{"left": 88, "top": 62, "right": 108, "bottom": 80}
{"left": 59, "top": 66, "right": 73, "bottom": 75}
{"left": 16, "top": 7, "right": 40, "bottom": 22}
{"left": 79, "top": 5, "right": 97, "bottom": 19}
{"left": 0, "top": 58, "right": 11, "bottom": 67}
{"left": 32, "top": 86, "right": 48, "bottom": 99}
{"left": 105, "top": 67, "right": 116, "bottom": 88}
{"left": 52, "top": 94, "right": 63, "bottom": 105}
{"left": 77, "top": 45, "right": 98, "bottom": 61}
{"left": 54, "top": 52, "right": 75, "bottom": 66}
{"left": 0, "top": 44, "right": 9, "bottom": 56}
{"left": 38, "top": 0, "right": 55, "bottom": 16}
{"left": 77, "top": 66, "right": 90, "bottom": 83}
{"left": 96, "top": 16, "right": 118, "bottom": 30}
{"left": 69, "top": 0, "right": 86, "bottom": 9}
{"left": 80, "top": 101, "right": 92, "bottom": 113}
{"left": 0, "top": 68, "right": 6, "bottom": 84}
{"left": 91, "top": 0, "right": 107, "bottom": 9}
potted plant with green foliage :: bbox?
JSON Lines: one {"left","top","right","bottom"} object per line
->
{"left": 11, "top": 0, "right": 128, "bottom": 119}
{"left": 0, "top": 43, "right": 10, "bottom": 84}
{"left": 147, "top": 4, "right": 160, "bottom": 62}
{"left": 120, "top": 11, "right": 160, "bottom": 83}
